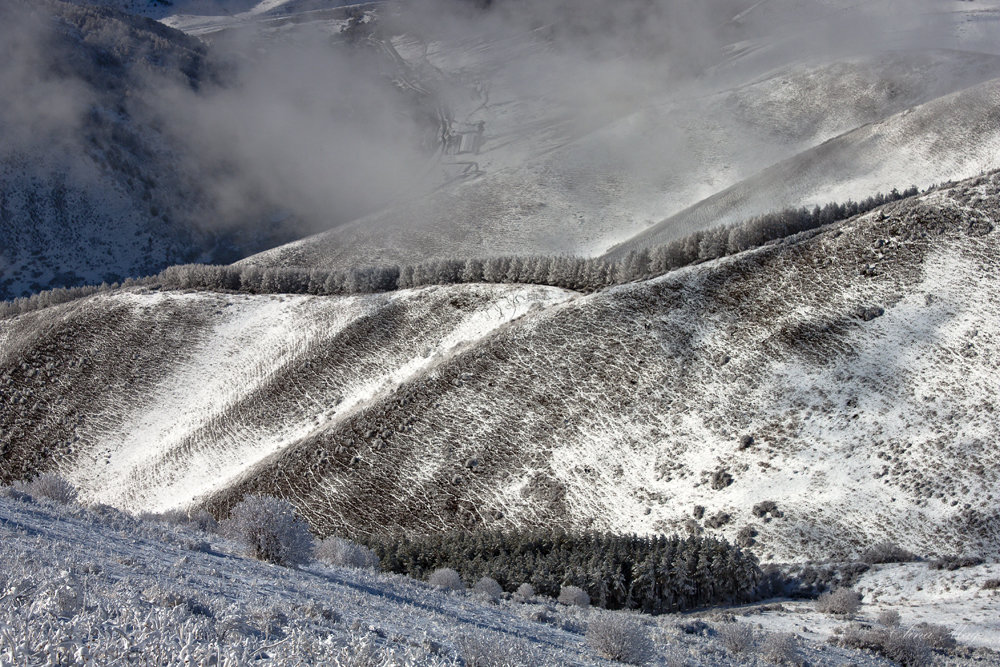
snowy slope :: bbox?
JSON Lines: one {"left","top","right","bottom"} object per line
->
{"left": 4, "top": 492, "right": 939, "bottom": 665}
{"left": 4, "top": 171, "right": 1000, "bottom": 566}
{"left": 0, "top": 283, "right": 572, "bottom": 511}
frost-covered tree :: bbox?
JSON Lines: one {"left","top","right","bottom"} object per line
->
{"left": 221, "top": 495, "right": 314, "bottom": 567}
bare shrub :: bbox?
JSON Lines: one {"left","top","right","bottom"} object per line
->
{"left": 752, "top": 501, "right": 782, "bottom": 519}
{"left": 557, "top": 585, "right": 590, "bottom": 608}
{"left": 760, "top": 631, "right": 798, "bottom": 664}
{"left": 913, "top": 622, "right": 955, "bottom": 650}
{"left": 586, "top": 614, "right": 653, "bottom": 664}
{"left": 220, "top": 495, "right": 314, "bottom": 567}
{"left": 816, "top": 588, "right": 861, "bottom": 616}
{"left": 473, "top": 576, "right": 504, "bottom": 600}
{"left": 877, "top": 609, "right": 901, "bottom": 627}
{"left": 931, "top": 555, "right": 983, "bottom": 570}
{"left": 835, "top": 624, "right": 931, "bottom": 666}
{"left": 458, "top": 630, "right": 534, "bottom": 666}
{"left": 718, "top": 622, "right": 756, "bottom": 654}
{"left": 428, "top": 567, "right": 465, "bottom": 592}
{"left": 981, "top": 578, "right": 1000, "bottom": 590}
{"left": 861, "top": 541, "right": 917, "bottom": 564}
{"left": 15, "top": 473, "right": 78, "bottom": 504}
{"left": 315, "top": 536, "right": 380, "bottom": 570}
{"left": 513, "top": 583, "right": 535, "bottom": 601}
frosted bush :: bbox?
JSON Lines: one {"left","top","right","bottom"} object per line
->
{"left": 15, "top": 472, "right": 78, "bottom": 504}
{"left": 557, "top": 585, "right": 590, "bottom": 608}
{"left": 913, "top": 622, "right": 956, "bottom": 650}
{"left": 760, "top": 631, "right": 798, "bottom": 665}
{"left": 877, "top": 609, "right": 901, "bottom": 627}
{"left": 816, "top": 587, "right": 861, "bottom": 615}
{"left": 861, "top": 541, "right": 917, "bottom": 564}
{"left": 837, "top": 624, "right": 931, "bottom": 666}
{"left": 458, "top": 630, "right": 534, "bottom": 667}
{"left": 473, "top": 576, "right": 504, "bottom": 600}
{"left": 221, "top": 494, "right": 315, "bottom": 566}
{"left": 428, "top": 568, "right": 465, "bottom": 591}
{"left": 513, "top": 583, "right": 535, "bottom": 601}
{"left": 718, "top": 622, "right": 756, "bottom": 654}
{"left": 316, "top": 536, "right": 381, "bottom": 569}
{"left": 585, "top": 613, "right": 653, "bottom": 664}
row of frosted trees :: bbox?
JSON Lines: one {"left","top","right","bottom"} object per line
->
{"left": 0, "top": 186, "right": 921, "bottom": 318}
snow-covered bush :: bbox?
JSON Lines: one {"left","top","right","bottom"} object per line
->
{"left": 15, "top": 472, "right": 78, "bottom": 504}
{"left": 457, "top": 630, "right": 534, "bottom": 667}
{"left": 557, "top": 585, "right": 590, "bottom": 608}
{"left": 221, "top": 495, "right": 314, "bottom": 566}
{"left": 473, "top": 576, "right": 504, "bottom": 600}
{"left": 877, "top": 609, "right": 901, "bottom": 627}
{"left": 913, "top": 622, "right": 955, "bottom": 650}
{"left": 861, "top": 541, "right": 917, "bottom": 564}
{"left": 759, "top": 631, "right": 798, "bottom": 665}
{"left": 718, "top": 622, "right": 755, "bottom": 654}
{"left": 316, "top": 536, "right": 380, "bottom": 569}
{"left": 428, "top": 568, "right": 465, "bottom": 591}
{"left": 513, "top": 583, "right": 535, "bottom": 601}
{"left": 585, "top": 613, "right": 653, "bottom": 664}
{"left": 816, "top": 587, "right": 861, "bottom": 615}
{"left": 835, "top": 624, "right": 931, "bottom": 666}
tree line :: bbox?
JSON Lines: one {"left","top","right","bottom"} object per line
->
{"left": 0, "top": 185, "right": 922, "bottom": 319}
{"left": 364, "top": 528, "right": 762, "bottom": 613}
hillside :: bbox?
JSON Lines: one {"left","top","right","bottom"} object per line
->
{"left": 3, "top": 170, "right": 999, "bottom": 566}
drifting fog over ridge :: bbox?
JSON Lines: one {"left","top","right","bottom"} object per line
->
{"left": 2, "top": 0, "right": 1000, "bottom": 297}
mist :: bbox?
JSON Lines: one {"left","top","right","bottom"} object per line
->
{"left": 3, "top": 0, "right": 999, "bottom": 273}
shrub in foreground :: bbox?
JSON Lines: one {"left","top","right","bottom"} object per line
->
{"left": 221, "top": 495, "right": 314, "bottom": 567}
{"left": 816, "top": 587, "right": 861, "bottom": 616}
{"left": 586, "top": 614, "right": 653, "bottom": 664}
{"left": 14, "top": 472, "right": 78, "bottom": 504}
{"left": 760, "top": 631, "right": 798, "bottom": 665}
{"left": 834, "top": 624, "right": 931, "bottom": 666}
{"left": 718, "top": 622, "right": 755, "bottom": 654}
{"left": 458, "top": 630, "right": 535, "bottom": 666}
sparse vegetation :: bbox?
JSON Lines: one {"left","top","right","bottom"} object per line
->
{"left": 760, "top": 631, "right": 798, "bottom": 665}
{"left": 860, "top": 541, "right": 917, "bottom": 564}
{"left": 718, "top": 622, "right": 756, "bottom": 654}
{"left": 833, "top": 623, "right": 933, "bottom": 666}
{"left": 13, "top": 472, "right": 78, "bottom": 505}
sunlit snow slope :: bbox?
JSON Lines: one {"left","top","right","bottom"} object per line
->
{"left": 3, "top": 171, "right": 999, "bottom": 563}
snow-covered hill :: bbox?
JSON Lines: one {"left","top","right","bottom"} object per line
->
{"left": 4, "top": 171, "right": 999, "bottom": 566}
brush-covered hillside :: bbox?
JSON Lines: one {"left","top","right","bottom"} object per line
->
{"left": 3, "top": 170, "right": 999, "bottom": 565}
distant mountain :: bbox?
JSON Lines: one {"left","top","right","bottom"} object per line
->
{"left": 4, "top": 170, "right": 998, "bottom": 563}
